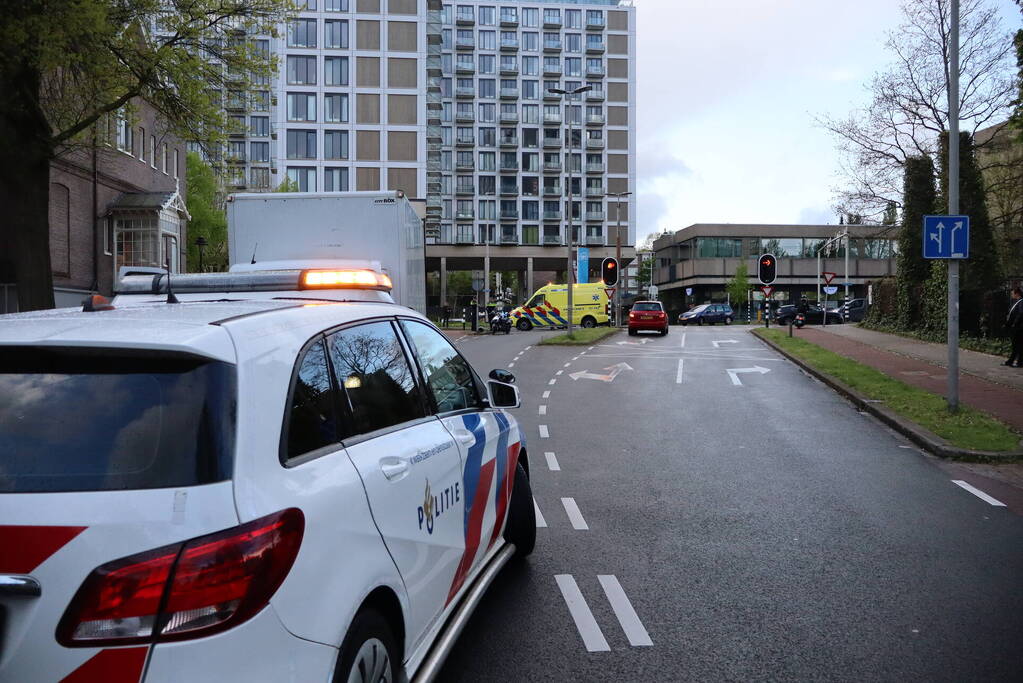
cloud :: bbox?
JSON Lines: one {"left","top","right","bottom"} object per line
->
{"left": 798, "top": 206, "right": 837, "bottom": 225}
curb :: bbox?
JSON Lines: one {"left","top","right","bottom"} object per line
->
{"left": 751, "top": 330, "right": 1023, "bottom": 463}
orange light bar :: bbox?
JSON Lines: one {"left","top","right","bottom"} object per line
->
{"left": 300, "top": 269, "right": 393, "bottom": 291}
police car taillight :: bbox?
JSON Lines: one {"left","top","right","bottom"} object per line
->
{"left": 57, "top": 509, "right": 304, "bottom": 646}
{"left": 301, "top": 269, "right": 392, "bottom": 291}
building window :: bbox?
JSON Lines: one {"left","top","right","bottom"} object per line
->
{"left": 522, "top": 56, "right": 538, "bottom": 76}
{"left": 115, "top": 111, "right": 133, "bottom": 154}
{"left": 325, "top": 20, "right": 349, "bottom": 49}
{"left": 543, "top": 8, "right": 560, "bottom": 24}
{"left": 251, "top": 167, "right": 270, "bottom": 189}
{"left": 150, "top": 136, "right": 156, "bottom": 168}
{"left": 522, "top": 80, "right": 538, "bottom": 100}
{"left": 326, "top": 0, "right": 349, "bottom": 10}
{"left": 479, "top": 54, "right": 495, "bottom": 74}
{"left": 479, "top": 127, "right": 495, "bottom": 146}
{"left": 522, "top": 8, "right": 538, "bottom": 27}
{"left": 324, "top": 167, "right": 349, "bottom": 191}
{"left": 287, "top": 167, "right": 316, "bottom": 191}
{"left": 324, "top": 130, "right": 349, "bottom": 159}
{"left": 288, "top": 19, "right": 316, "bottom": 48}
{"left": 250, "top": 116, "right": 270, "bottom": 137}
{"left": 287, "top": 130, "right": 317, "bottom": 160}
{"left": 138, "top": 127, "right": 146, "bottom": 162}
{"left": 174, "top": 149, "right": 179, "bottom": 179}
{"left": 161, "top": 143, "right": 168, "bottom": 173}
{"left": 250, "top": 91, "right": 270, "bottom": 112}
{"left": 478, "top": 78, "right": 496, "bottom": 98}
{"left": 522, "top": 32, "right": 538, "bottom": 52}
{"left": 501, "top": 7, "right": 517, "bottom": 24}
{"left": 478, "top": 30, "right": 496, "bottom": 50}
{"left": 479, "top": 6, "right": 495, "bottom": 25}
{"left": 287, "top": 93, "right": 317, "bottom": 122}
{"left": 478, "top": 103, "right": 495, "bottom": 123}
{"left": 324, "top": 93, "right": 349, "bottom": 122}
{"left": 251, "top": 141, "right": 270, "bottom": 162}
{"left": 479, "top": 151, "right": 495, "bottom": 171}
{"left": 287, "top": 56, "right": 317, "bottom": 85}
{"left": 566, "top": 33, "right": 582, "bottom": 53}
{"left": 566, "top": 9, "right": 581, "bottom": 29}
{"left": 325, "top": 56, "right": 349, "bottom": 86}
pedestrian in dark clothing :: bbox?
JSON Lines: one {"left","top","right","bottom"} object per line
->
{"left": 1006, "top": 287, "right": 1023, "bottom": 367}
{"left": 441, "top": 303, "right": 452, "bottom": 327}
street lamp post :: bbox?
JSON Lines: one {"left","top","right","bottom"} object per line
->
{"left": 549, "top": 85, "right": 592, "bottom": 336}
{"left": 604, "top": 191, "right": 632, "bottom": 325}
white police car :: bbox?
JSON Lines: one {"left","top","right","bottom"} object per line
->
{"left": 0, "top": 266, "right": 534, "bottom": 682}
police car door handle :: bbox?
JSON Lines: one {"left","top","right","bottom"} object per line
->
{"left": 451, "top": 429, "right": 475, "bottom": 445}
{"left": 380, "top": 457, "right": 410, "bottom": 482}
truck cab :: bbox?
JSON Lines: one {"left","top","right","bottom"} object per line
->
{"left": 510, "top": 283, "right": 609, "bottom": 330}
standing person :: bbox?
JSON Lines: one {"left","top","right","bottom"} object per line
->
{"left": 1005, "top": 287, "right": 1023, "bottom": 367}
{"left": 441, "top": 301, "right": 452, "bottom": 327}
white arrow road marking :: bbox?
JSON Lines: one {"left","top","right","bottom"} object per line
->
{"left": 952, "top": 480, "right": 1006, "bottom": 506}
{"left": 561, "top": 498, "right": 589, "bottom": 530}
{"left": 676, "top": 359, "right": 684, "bottom": 384}
{"left": 539, "top": 425, "right": 550, "bottom": 438}
{"left": 534, "top": 498, "right": 547, "bottom": 527}
{"left": 712, "top": 339, "right": 738, "bottom": 348}
{"left": 555, "top": 575, "right": 610, "bottom": 652}
{"left": 616, "top": 338, "right": 651, "bottom": 346}
{"left": 569, "top": 363, "right": 634, "bottom": 382}
{"left": 727, "top": 366, "right": 771, "bottom": 386}
{"left": 545, "top": 452, "right": 560, "bottom": 471}
{"left": 598, "top": 575, "right": 653, "bottom": 647}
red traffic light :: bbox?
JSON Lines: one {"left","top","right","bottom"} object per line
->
{"left": 601, "top": 257, "right": 619, "bottom": 286}
{"left": 757, "top": 253, "right": 777, "bottom": 285}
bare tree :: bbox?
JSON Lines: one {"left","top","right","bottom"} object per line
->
{"left": 819, "top": 0, "right": 1017, "bottom": 221}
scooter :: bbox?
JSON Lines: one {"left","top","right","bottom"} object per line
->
{"left": 490, "top": 310, "right": 512, "bottom": 334}
{"left": 794, "top": 312, "right": 806, "bottom": 329}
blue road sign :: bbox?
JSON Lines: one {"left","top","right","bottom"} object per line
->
{"left": 577, "top": 247, "right": 590, "bottom": 283}
{"left": 923, "top": 215, "right": 969, "bottom": 259}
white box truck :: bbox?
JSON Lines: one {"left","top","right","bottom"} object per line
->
{"left": 226, "top": 191, "right": 425, "bottom": 313}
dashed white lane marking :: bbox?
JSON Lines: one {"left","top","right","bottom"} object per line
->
{"left": 598, "top": 575, "right": 653, "bottom": 647}
{"left": 556, "top": 370, "right": 564, "bottom": 376}
{"left": 539, "top": 405, "right": 547, "bottom": 415}
{"left": 555, "top": 575, "right": 610, "bottom": 653}
{"left": 543, "top": 390, "right": 551, "bottom": 399}
{"left": 564, "top": 362, "right": 572, "bottom": 368}
{"left": 952, "top": 480, "right": 1006, "bottom": 506}
{"left": 588, "top": 346, "right": 596, "bottom": 351}
{"left": 676, "top": 358, "right": 684, "bottom": 384}
{"left": 524, "top": 346, "right": 532, "bottom": 350}
{"left": 561, "top": 498, "right": 589, "bottom": 530}
{"left": 508, "top": 362, "right": 515, "bottom": 367}
{"left": 572, "top": 355, "right": 581, "bottom": 361}
{"left": 545, "top": 451, "right": 560, "bottom": 471}
{"left": 539, "top": 425, "right": 550, "bottom": 438}
{"left": 549, "top": 379, "right": 557, "bottom": 385}
{"left": 534, "top": 498, "right": 548, "bottom": 527}
{"left": 680, "top": 333, "right": 686, "bottom": 348}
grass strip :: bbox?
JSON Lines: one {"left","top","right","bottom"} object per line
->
{"left": 755, "top": 328, "right": 1020, "bottom": 452}
{"left": 539, "top": 327, "right": 619, "bottom": 345}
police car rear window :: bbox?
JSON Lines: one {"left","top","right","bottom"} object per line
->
{"left": 0, "top": 347, "right": 236, "bottom": 493}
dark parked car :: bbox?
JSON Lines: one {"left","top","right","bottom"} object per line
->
{"left": 679, "top": 303, "right": 734, "bottom": 325}
{"left": 837, "top": 298, "right": 868, "bottom": 322}
{"left": 775, "top": 304, "right": 843, "bottom": 325}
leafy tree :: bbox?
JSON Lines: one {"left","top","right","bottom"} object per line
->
{"left": 882, "top": 201, "right": 898, "bottom": 226}
{"left": 275, "top": 176, "right": 300, "bottom": 192}
{"left": 1, "top": 0, "right": 292, "bottom": 310}
{"left": 637, "top": 256, "right": 653, "bottom": 289}
{"left": 727, "top": 263, "right": 750, "bottom": 308}
{"left": 184, "top": 152, "right": 227, "bottom": 272}
{"left": 1012, "top": 1, "right": 1023, "bottom": 139}
{"left": 896, "top": 155, "right": 937, "bottom": 327}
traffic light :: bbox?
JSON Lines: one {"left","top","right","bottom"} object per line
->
{"left": 758, "top": 253, "right": 777, "bottom": 285}
{"left": 601, "top": 257, "right": 619, "bottom": 286}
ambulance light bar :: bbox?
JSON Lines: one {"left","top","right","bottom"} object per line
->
{"left": 116, "top": 269, "right": 392, "bottom": 295}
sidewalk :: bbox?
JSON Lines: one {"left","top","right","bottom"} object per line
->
{"left": 794, "top": 325, "right": 1023, "bottom": 434}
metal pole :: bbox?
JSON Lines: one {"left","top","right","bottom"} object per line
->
{"left": 844, "top": 229, "right": 850, "bottom": 322}
{"left": 615, "top": 194, "right": 622, "bottom": 326}
{"left": 566, "top": 100, "right": 574, "bottom": 336}
{"left": 816, "top": 248, "right": 821, "bottom": 305}
{"left": 948, "top": 0, "right": 960, "bottom": 412}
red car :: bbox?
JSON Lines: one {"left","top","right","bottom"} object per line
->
{"left": 628, "top": 301, "right": 669, "bottom": 336}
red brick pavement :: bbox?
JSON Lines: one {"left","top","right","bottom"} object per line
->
{"left": 794, "top": 328, "right": 1023, "bottom": 433}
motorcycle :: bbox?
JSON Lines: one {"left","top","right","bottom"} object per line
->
{"left": 794, "top": 312, "right": 806, "bottom": 329}
{"left": 489, "top": 310, "right": 512, "bottom": 334}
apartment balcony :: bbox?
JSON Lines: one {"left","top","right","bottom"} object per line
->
{"left": 543, "top": 234, "right": 563, "bottom": 246}
{"left": 585, "top": 234, "right": 605, "bottom": 246}
{"left": 456, "top": 86, "right": 475, "bottom": 99}
{"left": 586, "top": 162, "right": 605, "bottom": 173}
{"left": 543, "top": 113, "right": 562, "bottom": 124}
{"left": 228, "top": 127, "right": 247, "bottom": 138}
{"left": 543, "top": 210, "right": 562, "bottom": 221}
{"left": 586, "top": 16, "right": 606, "bottom": 30}
{"left": 225, "top": 98, "right": 246, "bottom": 111}
{"left": 479, "top": 185, "right": 496, "bottom": 196}
{"left": 456, "top": 185, "right": 475, "bottom": 195}
{"left": 586, "top": 211, "right": 605, "bottom": 222}
{"left": 543, "top": 136, "right": 564, "bottom": 148}
{"left": 427, "top": 55, "right": 442, "bottom": 77}
{"left": 543, "top": 185, "right": 562, "bottom": 196}
{"left": 455, "top": 233, "right": 475, "bottom": 245}
{"left": 456, "top": 13, "right": 474, "bottom": 26}
{"left": 543, "top": 64, "right": 563, "bottom": 76}
{"left": 500, "top": 185, "right": 519, "bottom": 196}
{"left": 522, "top": 166, "right": 541, "bottom": 173}
{"left": 455, "top": 62, "right": 475, "bottom": 74}
{"left": 500, "top": 63, "right": 519, "bottom": 75}
{"left": 543, "top": 16, "right": 562, "bottom": 29}
{"left": 586, "top": 65, "right": 606, "bottom": 78}
{"left": 586, "top": 90, "right": 605, "bottom": 102}
{"left": 543, "top": 161, "right": 562, "bottom": 173}
{"left": 543, "top": 40, "right": 562, "bottom": 53}
{"left": 500, "top": 39, "right": 519, "bottom": 51}
{"left": 500, "top": 233, "right": 519, "bottom": 245}
{"left": 585, "top": 185, "right": 604, "bottom": 197}
{"left": 500, "top": 209, "right": 519, "bottom": 220}
{"left": 455, "top": 210, "right": 475, "bottom": 220}
{"left": 500, "top": 87, "right": 519, "bottom": 99}
{"left": 499, "top": 135, "right": 519, "bottom": 147}
{"left": 500, "top": 15, "right": 518, "bottom": 28}
{"left": 455, "top": 159, "right": 475, "bottom": 170}
{"left": 499, "top": 112, "right": 519, "bottom": 123}
{"left": 586, "top": 138, "right": 605, "bottom": 149}
{"left": 456, "top": 136, "right": 475, "bottom": 147}
{"left": 586, "top": 114, "right": 606, "bottom": 126}
{"left": 500, "top": 162, "right": 519, "bottom": 172}
{"left": 456, "top": 37, "right": 475, "bottom": 50}
{"left": 455, "top": 112, "right": 475, "bottom": 122}
{"left": 522, "top": 187, "right": 540, "bottom": 197}
{"left": 586, "top": 41, "right": 606, "bottom": 54}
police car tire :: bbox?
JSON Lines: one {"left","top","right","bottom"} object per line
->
{"left": 504, "top": 462, "right": 535, "bottom": 558}
{"left": 333, "top": 608, "right": 399, "bottom": 683}
{"left": 581, "top": 316, "right": 597, "bottom": 329}
{"left": 517, "top": 318, "right": 532, "bottom": 331}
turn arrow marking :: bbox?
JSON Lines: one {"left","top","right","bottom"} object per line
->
{"left": 569, "top": 363, "right": 634, "bottom": 382}
{"left": 616, "top": 339, "right": 650, "bottom": 346}
{"left": 712, "top": 340, "right": 738, "bottom": 349}
{"left": 726, "top": 366, "right": 770, "bottom": 386}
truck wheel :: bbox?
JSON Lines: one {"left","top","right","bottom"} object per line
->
{"left": 333, "top": 608, "right": 399, "bottom": 683}
{"left": 516, "top": 318, "right": 532, "bottom": 331}
{"left": 503, "top": 462, "right": 535, "bottom": 558}
{"left": 581, "top": 316, "right": 597, "bottom": 329}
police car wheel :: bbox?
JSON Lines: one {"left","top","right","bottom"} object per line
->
{"left": 504, "top": 462, "right": 536, "bottom": 558}
{"left": 516, "top": 319, "right": 532, "bottom": 331}
{"left": 581, "top": 316, "right": 597, "bottom": 329}
{"left": 334, "top": 608, "right": 399, "bottom": 683}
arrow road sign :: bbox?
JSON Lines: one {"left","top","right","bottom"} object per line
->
{"left": 923, "top": 215, "right": 969, "bottom": 259}
{"left": 569, "top": 363, "right": 634, "bottom": 382}
{"left": 712, "top": 340, "right": 738, "bottom": 348}
{"left": 726, "top": 366, "right": 770, "bottom": 386}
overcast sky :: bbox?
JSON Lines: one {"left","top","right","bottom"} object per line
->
{"left": 635, "top": 0, "right": 1022, "bottom": 245}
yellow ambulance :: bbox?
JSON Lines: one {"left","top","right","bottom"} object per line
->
{"left": 509, "top": 282, "right": 610, "bottom": 331}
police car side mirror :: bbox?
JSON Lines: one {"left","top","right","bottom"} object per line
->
{"left": 489, "top": 368, "right": 515, "bottom": 384}
{"left": 487, "top": 380, "right": 520, "bottom": 409}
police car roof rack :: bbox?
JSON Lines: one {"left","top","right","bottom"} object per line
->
{"left": 115, "top": 269, "right": 392, "bottom": 295}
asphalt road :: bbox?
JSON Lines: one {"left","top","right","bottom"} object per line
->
{"left": 440, "top": 324, "right": 1023, "bottom": 682}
